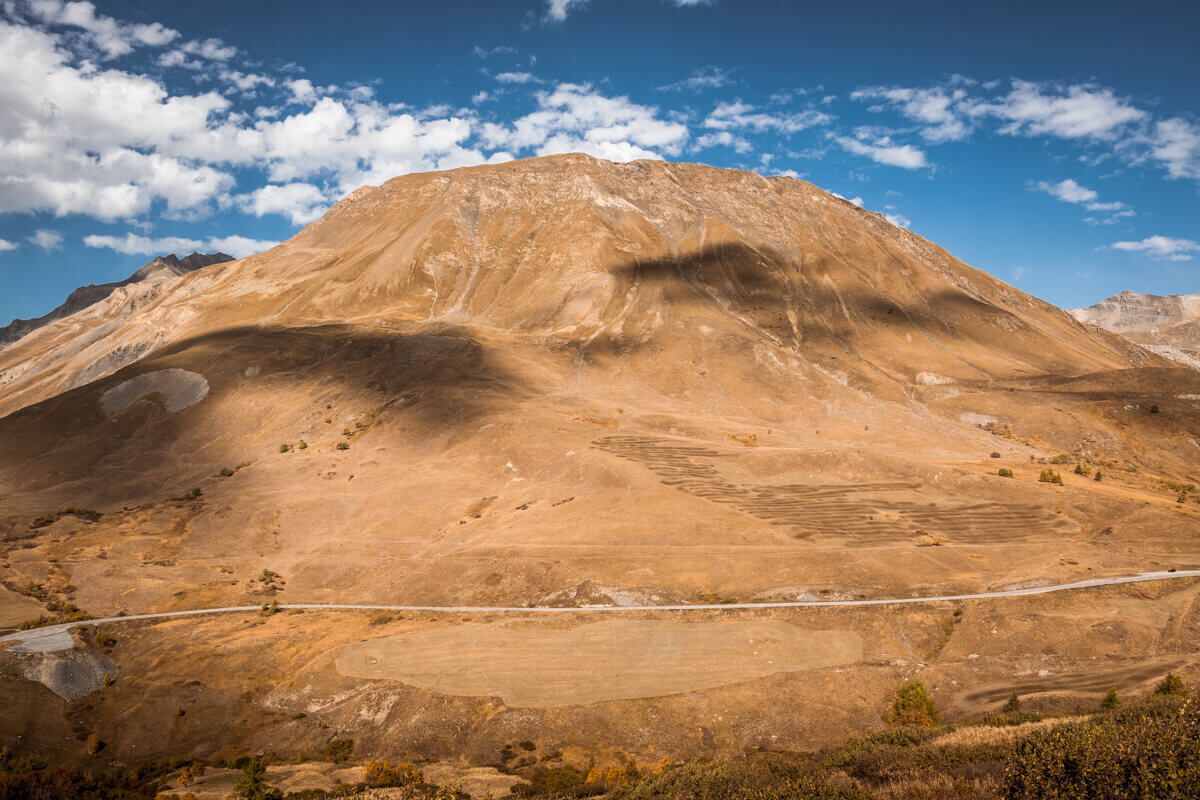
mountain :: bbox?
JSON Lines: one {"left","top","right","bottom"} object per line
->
{"left": 1070, "top": 289, "right": 1200, "bottom": 369}
{"left": 1, "top": 155, "right": 1198, "bottom": 766}
{"left": 0, "top": 251, "right": 232, "bottom": 350}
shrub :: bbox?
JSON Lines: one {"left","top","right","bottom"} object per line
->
{"left": 1038, "top": 470, "right": 1062, "bottom": 485}
{"left": 189, "top": 488, "right": 202, "bottom": 499}
{"left": 279, "top": 443, "right": 291, "bottom": 453}
{"left": 1004, "top": 696, "right": 1200, "bottom": 799}
{"left": 1154, "top": 672, "right": 1187, "bottom": 696}
{"left": 363, "top": 760, "right": 422, "bottom": 788}
{"left": 887, "top": 681, "right": 940, "bottom": 727}
{"left": 1073, "top": 464, "right": 1091, "bottom": 476}
{"left": 321, "top": 739, "right": 353, "bottom": 764}
{"left": 607, "top": 753, "right": 871, "bottom": 800}
{"left": 1150, "top": 404, "right": 1160, "bottom": 413}
{"left": 998, "top": 468, "right": 1014, "bottom": 478}
{"left": 1094, "top": 471, "right": 1103, "bottom": 481}
{"left": 297, "top": 441, "right": 307, "bottom": 450}
{"left": 335, "top": 441, "right": 349, "bottom": 451}
{"left": 219, "top": 467, "right": 234, "bottom": 477}
{"left": 232, "top": 756, "right": 282, "bottom": 800}
{"left": 1100, "top": 687, "right": 1119, "bottom": 710}
{"left": 1001, "top": 693, "right": 1021, "bottom": 714}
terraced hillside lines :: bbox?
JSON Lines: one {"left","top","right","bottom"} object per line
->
{"left": 592, "top": 434, "right": 1069, "bottom": 543}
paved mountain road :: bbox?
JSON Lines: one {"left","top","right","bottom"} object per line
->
{"left": 2, "top": 570, "right": 1198, "bottom": 653}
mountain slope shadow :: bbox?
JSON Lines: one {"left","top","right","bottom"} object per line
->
{"left": 0, "top": 323, "right": 532, "bottom": 496}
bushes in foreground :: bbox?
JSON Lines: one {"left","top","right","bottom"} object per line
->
{"left": 608, "top": 753, "right": 870, "bottom": 800}
{"left": 1005, "top": 696, "right": 1200, "bottom": 799}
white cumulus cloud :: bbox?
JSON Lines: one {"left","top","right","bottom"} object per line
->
{"left": 83, "top": 232, "right": 277, "bottom": 258}
{"left": 238, "top": 183, "right": 329, "bottom": 225}
{"left": 834, "top": 135, "right": 929, "bottom": 169}
{"left": 28, "top": 229, "right": 64, "bottom": 250}
{"left": 1110, "top": 236, "right": 1200, "bottom": 261}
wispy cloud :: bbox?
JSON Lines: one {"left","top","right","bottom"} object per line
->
{"left": 1110, "top": 235, "right": 1200, "bottom": 261}
{"left": 658, "top": 66, "right": 734, "bottom": 93}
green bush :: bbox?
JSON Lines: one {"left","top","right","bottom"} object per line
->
{"left": 233, "top": 756, "right": 282, "bottom": 800}
{"left": 998, "top": 468, "right": 1014, "bottom": 478}
{"left": 219, "top": 467, "right": 235, "bottom": 477}
{"left": 1004, "top": 696, "right": 1200, "bottom": 799}
{"left": 321, "top": 739, "right": 353, "bottom": 764}
{"left": 607, "top": 753, "right": 870, "bottom": 800}
{"left": 335, "top": 441, "right": 349, "bottom": 451}
{"left": 363, "top": 759, "right": 422, "bottom": 787}
{"left": 887, "top": 681, "right": 940, "bottom": 727}
{"left": 1099, "top": 687, "right": 1119, "bottom": 710}
{"left": 1038, "top": 470, "right": 1063, "bottom": 485}
{"left": 279, "top": 443, "right": 292, "bottom": 453}
{"left": 1154, "top": 672, "right": 1187, "bottom": 697}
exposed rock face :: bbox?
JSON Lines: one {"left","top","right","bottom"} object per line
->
{"left": 1070, "top": 290, "right": 1200, "bottom": 369}
{"left": 0, "top": 251, "right": 232, "bottom": 349}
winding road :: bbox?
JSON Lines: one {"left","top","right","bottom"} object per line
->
{"left": 3, "top": 569, "right": 1198, "bottom": 653}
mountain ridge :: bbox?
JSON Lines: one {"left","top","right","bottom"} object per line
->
{"left": 0, "top": 251, "right": 233, "bottom": 349}
{"left": 1070, "top": 289, "right": 1200, "bottom": 369}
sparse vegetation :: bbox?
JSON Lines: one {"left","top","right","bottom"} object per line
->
{"left": 1073, "top": 464, "right": 1091, "bottom": 476}
{"left": 251, "top": 569, "right": 286, "bottom": 595}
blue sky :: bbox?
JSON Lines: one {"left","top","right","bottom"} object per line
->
{"left": 1, "top": 0, "right": 1198, "bottom": 324}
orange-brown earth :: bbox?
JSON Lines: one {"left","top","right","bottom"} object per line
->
{"left": 1, "top": 154, "right": 1199, "bottom": 773}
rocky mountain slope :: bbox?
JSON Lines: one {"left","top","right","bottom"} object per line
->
{"left": 1070, "top": 290, "right": 1200, "bottom": 369}
{"left": 1, "top": 155, "right": 1198, "bottom": 766}
{"left": 0, "top": 251, "right": 231, "bottom": 349}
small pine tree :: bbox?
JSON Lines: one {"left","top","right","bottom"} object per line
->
{"left": 886, "top": 680, "right": 940, "bottom": 727}
{"left": 1094, "top": 471, "right": 1103, "bottom": 481}
{"left": 233, "top": 757, "right": 281, "bottom": 800}
{"left": 1002, "top": 692, "right": 1021, "bottom": 713}
{"left": 1100, "top": 687, "right": 1119, "bottom": 709}
{"left": 1154, "top": 672, "right": 1187, "bottom": 696}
